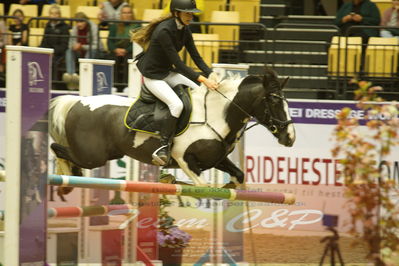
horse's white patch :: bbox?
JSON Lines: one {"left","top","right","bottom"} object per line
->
{"left": 80, "top": 95, "right": 134, "bottom": 111}
{"left": 171, "top": 76, "right": 244, "bottom": 176}
{"left": 284, "top": 101, "right": 296, "bottom": 141}
{"left": 132, "top": 133, "right": 153, "bottom": 148}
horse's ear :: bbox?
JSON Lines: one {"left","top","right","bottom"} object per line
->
{"left": 281, "top": 77, "right": 290, "bottom": 89}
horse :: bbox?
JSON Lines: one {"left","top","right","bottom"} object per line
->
{"left": 49, "top": 68, "right": 295, "bottom": 190}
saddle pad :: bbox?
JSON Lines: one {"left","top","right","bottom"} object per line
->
{"left": 123, "top": 87, "right": 193, "bottom": 136}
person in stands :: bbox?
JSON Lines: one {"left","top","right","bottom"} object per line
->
{"left": 40, "top": 4, "right": 70, "bottom": 89}
{"left": 131, "top": 0, "right": 218, "bottom": 166}
{"left": 8, "top": 9, "right": 28, "bottom": 46}
{"left": 63, "top": 12, "right": 101, "bottom": 90}
{"left": 98, "top": 0, "right": 129, "bottom": 27}
{"left": 380, "top": 0, "right": 399, "bottom": 39}
{"left": 107, "top": 5, "right": 140, "bottom": 92}
{"left": 335, "top": 0, "right": 381, "bottom": 43}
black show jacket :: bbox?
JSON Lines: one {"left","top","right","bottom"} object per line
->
{"left": 137, "top": 18, "right": 212, "bottom": 81}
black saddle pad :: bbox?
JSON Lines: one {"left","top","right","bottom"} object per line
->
{"left": 124, "top": 84, "right": 192, "bottom": 136}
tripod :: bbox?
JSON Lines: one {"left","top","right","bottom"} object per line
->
{"left": 319, "top": 227, "right": 344, "bottom": 266}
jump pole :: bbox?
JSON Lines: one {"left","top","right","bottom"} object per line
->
{"left": 4, "top": 46, "right": 53, "bottom": 265}
{"left": 0, "top": 204, "right": 137, "bottom": 220}
{"left": 48, "top": 174, "right": 295, "bottom": 204}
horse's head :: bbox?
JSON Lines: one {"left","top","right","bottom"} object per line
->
{"left": 248, "top": 68, "right": 296, "bottom": 147}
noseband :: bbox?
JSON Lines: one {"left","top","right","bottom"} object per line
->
{"left": 260, "top": 92, "right": 293, "bottom": 134}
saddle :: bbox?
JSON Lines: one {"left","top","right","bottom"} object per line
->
{"left": 124, "top": 84, "right": 192, "bottom": 135}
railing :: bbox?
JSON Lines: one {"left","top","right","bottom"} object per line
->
{"left": 1, "top": 16, "right": 398, "bottom": 100}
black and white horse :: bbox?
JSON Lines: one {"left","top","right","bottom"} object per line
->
{"left": 49, "top": 68, "right": 295, "bottom": 187}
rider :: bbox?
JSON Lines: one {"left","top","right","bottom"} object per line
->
{"left": 132, "top": 0, "right": 219, "bottom": 166}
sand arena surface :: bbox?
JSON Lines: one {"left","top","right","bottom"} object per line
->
{"left": 182, "top": 229, "right": 368, "bottom": 265}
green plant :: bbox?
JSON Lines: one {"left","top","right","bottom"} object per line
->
{"left": 332, "top": 80, "right": 399, "bottom": 265}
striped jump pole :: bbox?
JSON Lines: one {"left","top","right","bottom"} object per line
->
{"left": 0, "top": 204, "right": 136, "bottom": 220}
{"left": 49, "top": 174, "right": 296, "bottom": 204}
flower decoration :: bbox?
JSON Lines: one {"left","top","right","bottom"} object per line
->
{"left": 158, "top": 198, "right": 191, "bottom": 248}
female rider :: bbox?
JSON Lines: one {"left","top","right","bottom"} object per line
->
{"left": 132, "top": 0, "right": 218, "bottom": 166}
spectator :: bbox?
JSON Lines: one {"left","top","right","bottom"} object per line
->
{"left": 9, "top": 9, "right": 28, "bottom": 46}
{"left": 63, "top": 12, "right": 101, "bottom": 90}
{"left": 0, "top": 20, "right": 9, "bottom": 85}
{"left": 107, "top": 5, "right": 140, "bottom": 91}
{"left": 40, "top": 4, "right": 70, "bottom": 89}
{"left": 98, "top": 0, "right": 129, "bottom": 27}
{"left": 380, "top": 0, "right": 399, "bottom": 39}
{"left": 335, "top": 0, "right": 381, "bottom": 43}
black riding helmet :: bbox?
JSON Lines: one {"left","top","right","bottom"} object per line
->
{"left": 170, "top": 0, "right": 202, "bottom": 13}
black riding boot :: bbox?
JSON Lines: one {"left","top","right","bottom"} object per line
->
{"left": 152, "top": 116, "right": 178, "bottom": 166}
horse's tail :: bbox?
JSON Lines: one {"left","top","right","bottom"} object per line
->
{"left": 49, "top": 95, "right": 82, "bottom": 146}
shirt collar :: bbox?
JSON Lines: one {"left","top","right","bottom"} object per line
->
{"left": 175, "top": 18, "right": 184, "bottom": 30}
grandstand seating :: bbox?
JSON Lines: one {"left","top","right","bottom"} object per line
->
{"left": 209, "top": 11, "right": 239, "bottom": 49}
{"left": 28, "top": 28, "right": 44, "bottom": 47}
{"left": 129, "top": 0, "right": 160, "bottom": 20}
{"left": 1, "top": 0, "right": 397, "bottom": 100}
{"left": 229, "top": 0, "right": 260, "bottom": 23}
{"left": 183, "top": 33, "right": 219, "bottom": 71}
{"left": 328, "top": 36, "right": 362, "bottom": 77}
{"left": 203, "top": 0, "right": 226, "bottom": 22}
{"left": 365, "top": 37, "right": 399, "bottom": 77}
{"left": 142, "top": 9, "right": 164, "bottom": 24}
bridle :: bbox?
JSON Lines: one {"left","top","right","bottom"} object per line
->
{"left": 259, "top": 92, "right": 293, "bottom": 134}
{"left": 215, "top": 88, "right": 293, "bottom": 136}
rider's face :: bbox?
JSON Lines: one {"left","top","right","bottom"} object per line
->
{"left": 178, "top": 12, "right": 193, "bottom": 25}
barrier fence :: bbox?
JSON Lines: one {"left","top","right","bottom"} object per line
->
{"left": 0, "top": 16, "right": 398, "bottom": 100}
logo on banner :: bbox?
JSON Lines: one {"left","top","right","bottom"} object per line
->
{"left": 96, "top": 72, "right": 109, "bottom": 93}
{"left": 28, "top": 61, "right": 44, "bottom": 86}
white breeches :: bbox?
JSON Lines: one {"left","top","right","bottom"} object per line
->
{"left": 143, "top": 72, "right": 200, "bottom": 118}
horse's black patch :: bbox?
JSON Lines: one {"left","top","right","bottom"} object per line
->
{"left": 124, "top": 84, "right": 192, "bottom": 136}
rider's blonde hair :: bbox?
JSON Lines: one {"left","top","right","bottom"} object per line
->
{"left": 130, "top": 14, "right": 173, "bottom": 51}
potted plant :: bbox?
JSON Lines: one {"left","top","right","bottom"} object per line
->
{"left": 158, "top": 198, "right": 191, "bottom": 265}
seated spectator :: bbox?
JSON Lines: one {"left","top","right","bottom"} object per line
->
{"left": 40, "top": 4, "right": 70, "bottom": 89}
{"left": 63, "top": 12, "right": 101, "bottom": 90}
{"left": 9, "top": 9, "right": 28, "bottom": 46}
{"left": 380, "top": 0, "right": 399, "bottom": 39}
{"left": 335, "top": 0, "right": 381, "bottom": 43}
{"left": 107, "top": 5, "right": 140, "bottom": 92}
{"left": 98, "top": 0, "right": 129, "bottom": 27}
{"left": 0, "top": 20, "right": 9, "bottom": 85}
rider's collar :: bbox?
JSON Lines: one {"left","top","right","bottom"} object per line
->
{"left": 175, "top": 18, "right": 184, "bottom": 30}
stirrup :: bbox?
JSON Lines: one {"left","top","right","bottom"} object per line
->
{"left": 152, "top": 145, "right": 169, "bottom": 166}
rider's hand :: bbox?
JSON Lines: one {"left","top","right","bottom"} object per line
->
{"left": 198, "top": 75, "right": 219, "bottom": 90}
{"left": 203, "top": 78, "right": 219, "bottom": 90}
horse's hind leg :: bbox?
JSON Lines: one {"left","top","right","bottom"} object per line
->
{"left": 215, "top": 157, "right": 244, "bottom": 189}
{"left": 50, "top": 143, "right": 83, "bottom": 201}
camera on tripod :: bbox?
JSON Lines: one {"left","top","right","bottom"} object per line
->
{"left": 319, "top": 214, "right": 344, "bottom": 266}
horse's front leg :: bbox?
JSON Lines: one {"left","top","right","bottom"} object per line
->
{"left": 174, "top": 155, "right": 206, "bottom": 186}
{"left": 215, "top": 157, "right": 245, "bottom": 189}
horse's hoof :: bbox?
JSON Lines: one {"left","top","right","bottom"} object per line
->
{"left": 159, "top": 173, "right": 176, "bottom": 184}
{"left": 222, "top": 181, "right": 237, "bottom": 189}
